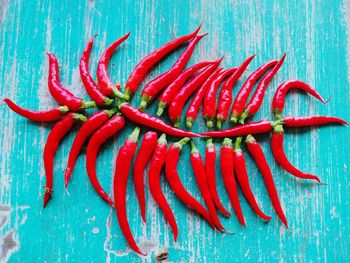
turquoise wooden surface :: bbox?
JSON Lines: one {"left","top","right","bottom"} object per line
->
{"left": 1, "top": 0, "right": 349, "bottom": 262}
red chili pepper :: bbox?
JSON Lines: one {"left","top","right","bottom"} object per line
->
{"left": 168, "top": 58, "right": 222, "bottom": 127}
{"left": 139, "top": 34, "right": 206, "bottom": 110}
{"left": 97, "top": 32, "right": 130, "bottom": 98}
{"left": 43, "top": 112, "right": 87, "bottom": 208}
{"left": 271, "top": 124, "right": 321, "bottom": 182}
{"left": 86, "top": 114, "right": 125, "bottom": 206}
{"left": 148, "top": 134, "right": 178, "bottom": 241}
{"left": 4, "top": 98, "right": 69, "bottom": 122}
{"left": 230, "top": 60, "right": 278, "bottom": 123}
{"left": 201, "top": 120, "right": 273, "bottom": 137}
{"left": 216, "top": 55, "right": 255, "bottom": 129}
{"left": 119, "top": 102, "right": 199, "bottom": 137}
{"left": 204, "top": 139, "right": 230, "bottom": 217}
{"left": 220, "top": 138, "right": 245, "bottom": 225}
{"left": 64, "top": 109, "right": 117, "bottom": 187}
{"left": 80, "top": 36, "right": 115, "bottom": 106}
{"left": 185, "top": 68, "right": 223, "bottom": 128}
{"left": 113, "top": 127, "right": 145, "bottom": 255}
{"left": 133, "top": 131, "right": 158, "bottom": 223}
{"left": 272, "top": 80, "right": 327, "bottom": 119}
{"left": 165, "top": 138, "right": 214, "bottom": 228}
{"left": 233, "top": 137, "right": 271, "bottom": 220}
{"left": 245, "top": 135, "right": 287, "bottom": 227}
{"left": 203, "top": 68, "right": 237, "bottom": 127}
{"left": 156, "top": 61, "right": 212, "bottom": 116}
{"left": 240, "top": 54, "right": 286, "bottom": 123}
{"left": 190, "top": 141, "right": 226, "bottom": 231}
{"left": 124, "top": 26, "right": 201, "bottom": 98}
{"left": 283, "top": 116, "right": 348, "bottom": 127}
{"left": 46, "top": 52, "right": 96, "bottom": 111}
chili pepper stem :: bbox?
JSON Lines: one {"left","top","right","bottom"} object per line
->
{"left": 58, "top": 105, "right": 70, "bottom": 114}
{"left": 113, "top": 88, "right": 130, "bottom": 101}
{"left": 239, "top": 110, "right": 249, "bottom": 124}
{"left": 139, "top": 95, "right": 152, "bottom": 110}
{"left": 104, "top": 108, "right": 118, "bottom": 117}
{"left": 206, "top": 138, "right": 213, "bottom": 146}
{"left": 81, "top": 100, "right": 97, "bottom": 109}
{"left": 185, "top": 117, "right": 194, "bottom": 129}
{"left": 173, "top": 118, "right": 180, "bottom": 128}
{"left": 216, "top": 117, "right": 223, "bottom": 129}
{"left": 103, "top": 97, "right": 114, "bottom": 106}
{"left": 158, "top": 133, "right": 167, "bottom": 144}
{"left": 222, "top": 137, "right": 232, "bottom": 146}
{"left": 274, "top": 110, "right": 283, "bottom": 120}
{"left": 234, "top": 137, "right": 243, "bottom": 151}
{"left": 72, "top": 113, "right": 87, "bottom": 122}
{"left": 273, "top": 124, "right": 284, "bottom": 134}
{"left": 174, "top": 137, "right": 190, "bottom": 149}
{"left": 230, "top": 113, "right": 239, "bottom": 124}
{"left": 156, "top": 102, "right": 167, "bottom": 116}
{"left": 206, "top": 117, "right": 215, "bottom": 128}
{"left": 245, "top": 134, "right": 255, "bottom": 144}
{"left": 190, "top": 140, "right": 198, "bottom": 153}
{"left": 124, "top": 88, "right": 133, "bottom": 99}
{"left": 129, "top": 126, "right": 141, "bottom": 141}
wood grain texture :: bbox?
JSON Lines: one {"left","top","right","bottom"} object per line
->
{"left": 0, "top": 0, "right": 349, "bottom": 262}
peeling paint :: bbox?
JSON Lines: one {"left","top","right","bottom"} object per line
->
{"left": 0, "top": 230, "right": 19, "bottom": 262}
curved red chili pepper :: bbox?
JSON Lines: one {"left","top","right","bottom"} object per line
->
{"left": 64, "top": 109, "right": 117, "bottom": 186}
{"left": 272, "top": 80, "right": 328, "bottom": 119}
{"left": 185, "top": 68, "right": 223, "bottom": 128}
{"left": 216, "top": 55, "right": 255, "bottom": 129}
{"left": 220, "top": 138, "right": 245, "bottom": 225}
{"left": 119, "top": 102, "right": 199, "bottom": 137}
{"left": 233, "top": 137, "right": 271, "bottom": 220}
{"left": 203, "top": 68, "right": 237, "bottom": 127}
{"left": 165, "top": 138, "right": 214, "bottom": 228}
{"left": 124, "top": 25, "right": 201, "bottom": 98}
{"left": 80, "top": 37, "right": 115, "bottom": 106}
{"left": 157, "top": 61, "right": 212, "bottom": 116}
{"left": 283, "top": 116, "right": 348, "bottom": 127}
{"left": 97, "top": 32, "right": 130, "bottom": 98}
{"left": 245, "top": 135, "right": 287, "bottom": 227}
{"left": 168, "top": 58, "right": 222, "bottom": 127}
{"left": 133, "top": 131, "right": 158, "bottom": 223}
{"left": 271, "top": 125, "right": 321, "bottom": 182}
{"left": 201, "top": 120, "right": 273, "bottom": 137}
{"left": 86, "top": 114, "right": 125, "bottom": 206}
{"left": 4, "top": 98, "right": 69, "bottom": 122}
{"left": 113, "top": 127, "right": 145, "bottom": 255}
{"left": 43, "top": 112, "right": 87, "bottom": 208}
{"left": 230, "top": 60, "right": 278, "bottom": 123}
{"left": 204, "top": 139, "right": 230, "bottom": 217}
{"left": 240, "top": 54, "right": 286, "bottom": 123}
{"left": 148, "top": 134, "right": 178, "bottom": 241}
{"left": 139, "top": 34, "right": 206, "bottom": 110}
{"left": 190, "top": 141, "right": 226, "bottom": 231}
{"left": 46, "top": 52, "right": 96, "bottom": 111}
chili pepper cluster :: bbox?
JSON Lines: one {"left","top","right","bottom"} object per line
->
{"left": 4, "top": 25, "right": 347, "bottom": 256}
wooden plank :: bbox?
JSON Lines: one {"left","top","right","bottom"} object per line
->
{"left": 0, "top": 0, "right": 349, "bottom": 262}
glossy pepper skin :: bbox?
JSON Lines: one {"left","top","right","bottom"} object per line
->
{"left": 240, "top": 54, "right": 286, "bottom": 123}
{"left": 124, "top": 25, "right": 201, "bottom": 98}
{"left": 204, "top": 139, "right": 230, "bottom": 216}
{"left": 157, "top": 61, "right": 212, "bottom": 116}
{"left": 113, "top": 127, "right": 145, "bottom": 256}
{"left": 203, "top": 68, "right": 237, "bottom": 128}
{"left": 272, "top": 80, "right": 327, "bottom": 119}
{"left": 139, "top": 34, "right": 206, "bottom": 110}
{"left": 4, "top": 98, "right": 69, "bottom": 122}
{"left": 119, "top": 102, "right": 199, "bottom": 137}
{"left": 230, "top": 60, "right": 278, "bottom": 123}
{"left": 86, "top": 114, "right": 125, "bottom": 206}
{"left": 233, "top": 137, "right": 271, "bottom": 221}
{"left": 220, "top": 138, "right": 245, "bottom": 225}
{"left": 201, "top": 120, "right": 273, "bottom": 137}
{"left": 43, "top": 112, "right": 87, "bottom": 208}
{"left": 80, "top": 36, "right": 114, "bottom": 106}
{"left": 216, "top": 55, "right": 255, "bottom": 129}
{"left": 190, "top": 141, "right": 226, "bottom": 231}
{"left": 133, "top": 131, "right": 158, "bottom": 223}
{"left": 245, "top": 135, "right": 288, "bottom": 227}
{"left": 148, "top": 134, "right": 178, "bottom": 241}
{"left": 97, "top": 32, "right": 130, "bottom": 98}
{"left": 165, "top": 138, "right": 214, "bottom": 228}
{"left": 46, "top": 52, "right": 96, "bottom": 111}
{"left": 64, "top": 109, "right": 117, "bottom": 187}
{"left": 271, "top": 125, "right": 321, "bottom": 182}
{"left": 168, "top": 58, "right": 222, "bottom": 127}
{"left": 185, "top": 68, "right": 223, "bottom": 128}
{"left": 282, "top": 116, "right": 348, "bottom": 127}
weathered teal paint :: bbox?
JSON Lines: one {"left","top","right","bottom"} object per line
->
{"left": 1, "top": 0, "right": 349, "bottom": 262}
